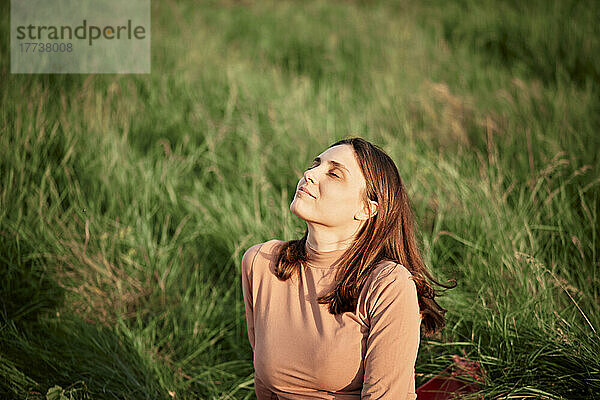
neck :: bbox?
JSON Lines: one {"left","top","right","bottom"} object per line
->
{"left": 305, "top": 222, "right": 357, "bottom": 252}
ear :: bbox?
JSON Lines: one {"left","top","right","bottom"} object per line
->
{"left": 355, "top": 199, "right": 378, "bottom": 221}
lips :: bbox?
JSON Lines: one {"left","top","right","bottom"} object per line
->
{"left": 298, "top": 186, "right": 316, "bottom": 198}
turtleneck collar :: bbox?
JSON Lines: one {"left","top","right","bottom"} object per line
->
{"left": 304, "top": 240, "right": 349, "bottom": 269}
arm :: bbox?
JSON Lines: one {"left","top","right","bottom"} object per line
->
{"left": 241, "top": 243, "right": 278, "bottom": 400}
{"left": 241, "top": 243, "right": 261, "bottom": 351}
{"left": 361, "top": 265, "right": 421, "bottom": 400}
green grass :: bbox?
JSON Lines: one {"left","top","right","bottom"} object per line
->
{"left": 1, "top": 0, "right": 598, "bottom": 398}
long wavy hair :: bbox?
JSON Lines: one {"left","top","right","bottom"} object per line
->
{"left": 274, "top": 137, "right": 455, "bottom": 336}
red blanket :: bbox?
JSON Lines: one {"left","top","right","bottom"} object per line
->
{"left": 416, "top": 353, "right": 485, "bottom": 399}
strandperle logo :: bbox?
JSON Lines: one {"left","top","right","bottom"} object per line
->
{"left": 15, "top": 19, "right": 147, "bottom": 46}
{"left": 11, "top": 0, "right": 150, "bottom": 73}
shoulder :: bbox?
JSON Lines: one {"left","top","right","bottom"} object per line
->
{"left": 364, "top": 261, "right": 418, "bottom": 311}
{"left": 370, "top": 261, "right": 414, "bottom": 288}
{"left": 241, "top": 239, "right": 285, "bottom": 275}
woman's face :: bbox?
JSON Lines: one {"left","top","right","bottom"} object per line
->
{"left": 290, "top": 144, "right": 372, "bottom": 228}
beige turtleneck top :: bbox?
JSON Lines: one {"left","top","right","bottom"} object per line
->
{"left": 241, "top": 239, "right": 421, "bottom": 400}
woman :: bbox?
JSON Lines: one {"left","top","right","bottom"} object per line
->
{"left": 242, "top": 137, "right": 453, "bottom": 399}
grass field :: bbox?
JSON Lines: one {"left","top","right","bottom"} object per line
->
{"left": 1, "top": 0, "right": 599, "bottom": 398}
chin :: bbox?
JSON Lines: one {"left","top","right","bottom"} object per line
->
{"left": 290, "top": 200, "right": 309, "bottom": 221}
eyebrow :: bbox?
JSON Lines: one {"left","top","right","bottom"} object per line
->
{"left": 313, "top": 157, "right": 350, "bottom": 175}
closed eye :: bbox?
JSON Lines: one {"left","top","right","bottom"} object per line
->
{"left": 307, "top": 163, "right": 342, "bottom": 179}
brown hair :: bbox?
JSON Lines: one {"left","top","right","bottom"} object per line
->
{"left": 274, "top": 137, "right": 455, "bottom": 335}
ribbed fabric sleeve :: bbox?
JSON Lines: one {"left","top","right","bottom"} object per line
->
{"left": 242, "top": 242, "right": 278, "bottom": 399}
{"left": 360, "top": 265, "right": 420, "bottom": 399}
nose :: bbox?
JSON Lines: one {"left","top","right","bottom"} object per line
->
{"left": 303, "top": 168, "right": 316, "bottom": 184}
